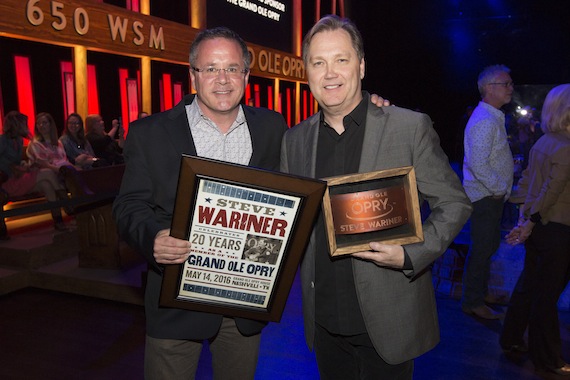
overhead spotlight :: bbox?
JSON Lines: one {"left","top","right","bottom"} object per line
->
{"left": 516, "top": 105, "right": 531, "bottom": 117}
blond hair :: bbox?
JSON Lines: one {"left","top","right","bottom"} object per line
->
{"left": 541, "top": 84, "right": 570, "bottom": 133}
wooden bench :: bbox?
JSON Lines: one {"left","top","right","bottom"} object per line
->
{"left": 1, "top": 191, "right": 46, "bottom": 219}
{"left": 60, "top": 164, "right": 136, "bottom": 269}
{"left": 0, "top": 151, "right": 49, "bottom": 238}
{"left": 0, "top": 167, "right": 120, "bottom": 237}
{"left": 0, "top": 150, "right": 77, "bottom": 237}
{"left": 0, "top": 186, "right": 54, "bottom": 240}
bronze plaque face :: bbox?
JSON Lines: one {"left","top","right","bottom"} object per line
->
{"left": 329, "top": 186, "right": 408, "bottom": 235}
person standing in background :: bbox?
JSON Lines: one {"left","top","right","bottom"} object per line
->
{"left": 461, "top": 64, "right": 514, "bottom": 319}
{"left": 500, "top": 84, "right": 570, "bottom": 375}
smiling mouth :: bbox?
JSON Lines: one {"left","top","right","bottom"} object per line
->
{"left": 324, "top": 84, "right": 342, "bottom": 89}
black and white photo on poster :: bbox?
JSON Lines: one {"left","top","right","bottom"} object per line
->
{"left": 242, "top": 235, "right": 282, "bottom": 265}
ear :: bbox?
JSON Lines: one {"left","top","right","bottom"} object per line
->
{"left": 360, "top": 58, "right": 365, "bottom": 80}
{"left": 189, "top": 69, "right": 197, "bottom": 92}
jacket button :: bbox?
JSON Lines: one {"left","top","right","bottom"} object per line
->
{"left": 311, "top": 281, "right": 315, "bottom": 288}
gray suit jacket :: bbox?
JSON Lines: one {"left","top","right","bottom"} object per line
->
{"left": 280, "top": 93, "right": 472, "bottom": 364}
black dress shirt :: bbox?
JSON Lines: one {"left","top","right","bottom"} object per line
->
{"left": 314, "top": 98, "right": 368, "bottom": 335}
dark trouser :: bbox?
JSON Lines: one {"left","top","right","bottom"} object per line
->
{"left": 528, "top": 223, "right": 570, "bottom": 369}
{"left": 462, "top": 196, "right": 505, "bottom": 309}
{"left": 501, "top": 222, "right": 570, "bottom": 369}
{"left": 314, "top": 323, "right": 414, "bottom": 380}
{"left": 500, "top": 239, "right": 534, "bottom": 349}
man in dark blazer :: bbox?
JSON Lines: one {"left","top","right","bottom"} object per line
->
{"left": 113, "top": 27, "right": 287, "bottom": 379}
{"left": 281, "top": 15, "right": 472, "bottom": 379}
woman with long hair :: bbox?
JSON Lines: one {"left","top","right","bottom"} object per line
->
{"left": 60, "top": 113, "right": 105, "bottom": 169}
{"left": 26, "top": 112, "right": 72, "bottom": 171}
{"left": 0, "top": 111, "right": 68, "bottom": 237}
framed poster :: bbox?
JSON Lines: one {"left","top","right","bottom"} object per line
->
{"left": 322, "top": 166, "right": 423, "bottom": 256}
{"left": 160, "top": 156, "right": 326, "bottom": 322}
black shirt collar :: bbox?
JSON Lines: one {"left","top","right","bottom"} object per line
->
{"left": 319, "top": 95, "right": 368, "bottom": 131}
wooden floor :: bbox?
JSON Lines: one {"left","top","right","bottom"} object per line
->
{"left": 1, "top": 216, "right": 570, "bottom": 379}
{"left": 2, "top": 278, "right": 570, "bottom": 379}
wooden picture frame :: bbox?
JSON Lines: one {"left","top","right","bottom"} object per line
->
{"left": 160, "top": 156, "right": 326, "bottom": 322}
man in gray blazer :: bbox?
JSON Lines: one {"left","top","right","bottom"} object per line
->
{"left": 281, "top": 15, "right": 472, "bottom": 379}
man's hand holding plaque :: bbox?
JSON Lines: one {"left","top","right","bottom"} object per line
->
{"left": 153, "top": 229, "right": 191, "bottom": 264}
{"left": 352, "top": 242, "right": 405, "bottom": 269}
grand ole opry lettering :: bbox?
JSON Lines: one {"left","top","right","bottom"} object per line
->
{"left": 330, "top": 186, "right": 409, "bottom": 235}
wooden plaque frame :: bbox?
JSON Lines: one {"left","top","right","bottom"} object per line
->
{"left": 322, "top": 166, "right": 423, "bottom": 256}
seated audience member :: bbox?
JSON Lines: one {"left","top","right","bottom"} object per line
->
{"left": 0, "top": 111, "right": 68, "bottom": 235}
{"left": 27, "top": 112, "right": 73, "bottom": 172}
{"left": 85, "top": 114, "right": 124, "bottom": 165}
{"left": 60, "top": 113, "right": 107, "bottom": 169}
{"left": 500, "top": 84, "right": 570, "bottom": 376}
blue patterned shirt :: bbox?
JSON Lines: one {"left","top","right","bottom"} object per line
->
{"left": 463, "top": 101, "right": 514, "bottom": 202}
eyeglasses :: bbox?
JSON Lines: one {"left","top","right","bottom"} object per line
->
{"left": 488, "top": 82, "right": 515, "bottom": 88}
{"left": 192, "top": 66, "right": 249, "bottom": 78}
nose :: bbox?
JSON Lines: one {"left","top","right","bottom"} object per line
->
{"left": 216, "top": 69, "right": 229, "bottom": 83}
{"left": 324, "top": 66, "right": 336, "bottom": 78}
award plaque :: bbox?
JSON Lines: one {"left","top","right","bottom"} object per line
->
{"left": 322, "top": 166, "right": 423, "bottom": 256}
{"left": 160, "top": 156, "right": 326, "bottom": 322}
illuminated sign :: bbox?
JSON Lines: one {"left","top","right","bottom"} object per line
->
{"left": 207, "top": 0, "right": 292, "bottom": 53}
{"left": 0, "top": 0, "right": 304, "bottom": 81}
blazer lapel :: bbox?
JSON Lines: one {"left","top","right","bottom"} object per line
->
{"left": 163, "top": 94, "right": 198, "bottom": 157}
{"left": 291, "top": 112, "right": 320, "bottom": 178}
{"left": 359, "top": 101, "right": 389, "bottom": 173}
{"left": 306, "top": 115, "right": 320, "bottom": 178}
{"left": 244, "top": 106, "right": 265, "bottom": 167}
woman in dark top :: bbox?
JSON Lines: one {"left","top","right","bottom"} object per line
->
{"left": 84, "top": 114, "right": 124, "bottom": 165}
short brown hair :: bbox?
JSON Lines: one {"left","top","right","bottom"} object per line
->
{"left": 302, "top": 15, "right": 364, "bottom": 66}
